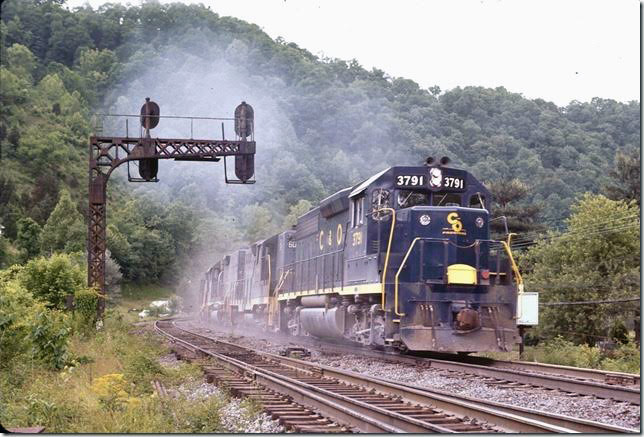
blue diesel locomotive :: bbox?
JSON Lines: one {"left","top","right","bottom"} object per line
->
{"left": 199, "top": 158, "right": 533, "bottom": 353}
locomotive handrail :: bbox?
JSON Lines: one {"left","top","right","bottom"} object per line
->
{"left": 394, "top": 237, "right": 424, "bottom": 316}
{"left": 500, "top": 235, "right": 524, "bottom": 290}
{"left": 267, "top": 254, "right": 272, "bottom": 291}
{"left": 375, "top": 208, "right": 397, "bottom": 312}
{"left": 500, "top": 234, "right": 525, "bottom": 321}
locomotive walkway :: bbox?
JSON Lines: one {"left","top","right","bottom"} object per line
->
{"left": 155, "top": 319, "right": 636, "bottom": 433}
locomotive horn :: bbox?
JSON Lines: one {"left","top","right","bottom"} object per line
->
{"left": 439, "top": 156, "right": 450, "bottom": 167}
{"left": 425, "top": 156, "right": 435, "bottom": 166}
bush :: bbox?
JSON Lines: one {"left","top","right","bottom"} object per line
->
{"left": 91, "top": 373, "right": 131, "bottom": 411}
{"left": 20, "top": 254, "right": 85, "bottom": 309}
{"left": 537, "top": 336, "right": 601, "bottom": 368}
{"left": 0, "top": 274, "right": 40, "bottom": 369}
{"left": 1, "top": 267, "right": 75, "bottom": 371}
{"left": 524, "top": 335, "right": 639, "bottom": 373}
{"left": 73, "top": 287, "right": 101, "bottom": 332}
{"left": 610, "top": 321, "right": 630, "bottom": 345}
{"left": 30, "top": 310, "right": 71, "bottom": 370}
{"left": 602, "top": 342, "right": 641, "bottom": 374}
{"left": 123, "top": 352, "right": 166, "bottom": 395}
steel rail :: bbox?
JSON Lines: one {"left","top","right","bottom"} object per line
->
{"left": 251, "top": 349, "right": 637, "bottom": 434}
{"left": 479, "top": 358, "right": 641, "bottom": 385}
{"left": 155, "top": 320, "right": 454, "bottom": 433}
{"left": 167, "top": 321, "right": 598, "bottom": 433}
{"left": 276, "top": 335, "right": 640, "bottom": 405}
{"left": 180, "top": 323, "right": 636, "bottom": 433}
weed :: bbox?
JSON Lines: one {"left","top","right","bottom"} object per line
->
{"left": 520, "top": 336, "right": 640, "bottom": 374}
{"left": 123, "top": 353, "right": 166, "bottom": 395}
{"left": 601, "top": 342, "right": 641, "bottom": 374}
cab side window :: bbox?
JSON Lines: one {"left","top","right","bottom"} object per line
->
{"left": 351, "top": 196, "right": 365, "bottom": 228}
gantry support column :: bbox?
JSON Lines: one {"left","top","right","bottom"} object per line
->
{"left": 87, "top": 167, "right": 108, "bottom": 320}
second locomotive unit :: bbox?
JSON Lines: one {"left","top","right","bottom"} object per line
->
{"left": 199, "top": 157, "right": 536, "bottom": 353}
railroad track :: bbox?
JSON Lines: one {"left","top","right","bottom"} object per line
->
{"left": 300, "top": 340, "right": 641, "bottom": 405}
{"left": 186, "top": 319, "right": 640, "bottom": 405}
{"left": 156, "top": 319, "right": 636, "bottom": 433}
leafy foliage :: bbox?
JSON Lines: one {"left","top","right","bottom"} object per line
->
{"left": 522, "top": 194, "right": 640, "bottom": 344}
{"left": 284, "top": 199, "right": 312, "bottom": 229}
{"left": 486, "top": 178, "right": 543, "bottom": 236}
{"left": 0, "top": 264, "right": 73, "bottom": 370}
{"left": 0, "top": 269, "right": 40, "bottom": 369}
{"left": 30, "top": 309, "right": 71, "bottom": 369}
{"left": 40, "top": 190, "right": 85, "bottom": 255}
{"left": 91, "top": 373, "right": 131, "bottom": 411}
{"left": 73, "top": 286, "right": 100, "bottom": 330}
{"left": 16, "top": 217, "right": 41, "bottom": 261}
{"left": 0, "top": 0, "right": 640, "bottom": 288}
{"left": 603, "top": 148, "right": 640, "bottom": 205}
{"left": 20, "top": 253, "right": 85, "bottom": 309}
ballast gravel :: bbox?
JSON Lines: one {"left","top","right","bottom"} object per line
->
{"left": 184, "top": 321, "right": 640, "bottom": 430}
{"left": 159, "top": 358, "right": 284, "bottom": 433}
{"left": 158, "top": 353, "right": 182, "bottom": 369}
{"left": 314, "top": 353, "right": 641, "bottom": 430}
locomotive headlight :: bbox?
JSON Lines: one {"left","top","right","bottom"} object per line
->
{"left": 419, "top": 214, "right": 431, "bottom": 226}
{"left": 475, "top": 217, "right": 485, "bottom": 228}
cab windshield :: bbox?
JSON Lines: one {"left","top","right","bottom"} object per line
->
{"left": 431, "top": 192, "right": 462, "bottom": 207}
{"left": 396, "top": 190, "right": 429, "bottom": 208}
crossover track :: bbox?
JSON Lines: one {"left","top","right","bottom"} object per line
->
{"left": 156, "top": 320, "right": 636, "bottom": 433}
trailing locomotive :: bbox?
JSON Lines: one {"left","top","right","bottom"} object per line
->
{"left": 199, "top": 157, "right": 538, "bottom": 353}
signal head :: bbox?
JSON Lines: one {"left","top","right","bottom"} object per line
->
{"left": 140, "top": 98, "right": 160, "bottom": 130}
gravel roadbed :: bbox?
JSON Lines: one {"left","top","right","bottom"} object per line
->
{"left": 183, "top": 321, "right": 640, "bottom": 430}
{"left": 158, "top": 348, "right": 284, "bottom": 433}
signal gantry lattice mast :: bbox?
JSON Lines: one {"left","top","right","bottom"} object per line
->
{"left": 88, "top": 98, "right": 255, "bottom": 321}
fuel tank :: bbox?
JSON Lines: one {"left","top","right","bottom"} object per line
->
{"left": 299, "top": 307, "right": 346, "bottom": 338}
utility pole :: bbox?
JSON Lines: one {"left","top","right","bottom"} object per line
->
{"left": 88, "top": 98, "right": 256, "bottom": 321}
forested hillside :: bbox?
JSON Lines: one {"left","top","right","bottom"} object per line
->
{"left": 0, "top": 0, "right": 640, "bottom": 284}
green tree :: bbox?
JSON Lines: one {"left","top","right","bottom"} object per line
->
{"left": 522, "top": 194, "right": 640, "bottom": 344}
{"left": 603, "top": 148, "right": 640, "bottom": 205}
{"left": 284, "top": 199, "right": 312, "bottom": 229}
{"left": 5, "top": 43, "right": 37, "bottom": 82}
{"left": 486, "top": 178, "right": 543, "bottom": 236}
{"left": 40, "top": 190, "right": 85, "bottom": 254}
{"left": 104, "top": 249, "right": 123, "bottom": 294}
{"left": 0, "top": 267, "right": 41, "bottom": 368}
{"left": 0, "top": 0, "right": 641, "bottom": 296}
{"left": 19, "top": 253, "right": 85, "bottom": 310}
{"left": 16, "top": 217, "right": 41, "bottom": 260}
{"left": 240, "top": 203, "right": 276, "bottom": 242}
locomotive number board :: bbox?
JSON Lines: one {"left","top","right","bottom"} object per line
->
{"left": 394, "top": 167, "right": 467, "bottom": 192}
{"left": 395, "top": 174, "right": 425, "bottom": 187}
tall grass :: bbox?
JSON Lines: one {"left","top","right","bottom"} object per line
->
{"left": 521, "top": 337, "right": 640, "bottom": 374}
{"left": 0, "top": 308, "right": 229, "bottom": 432}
